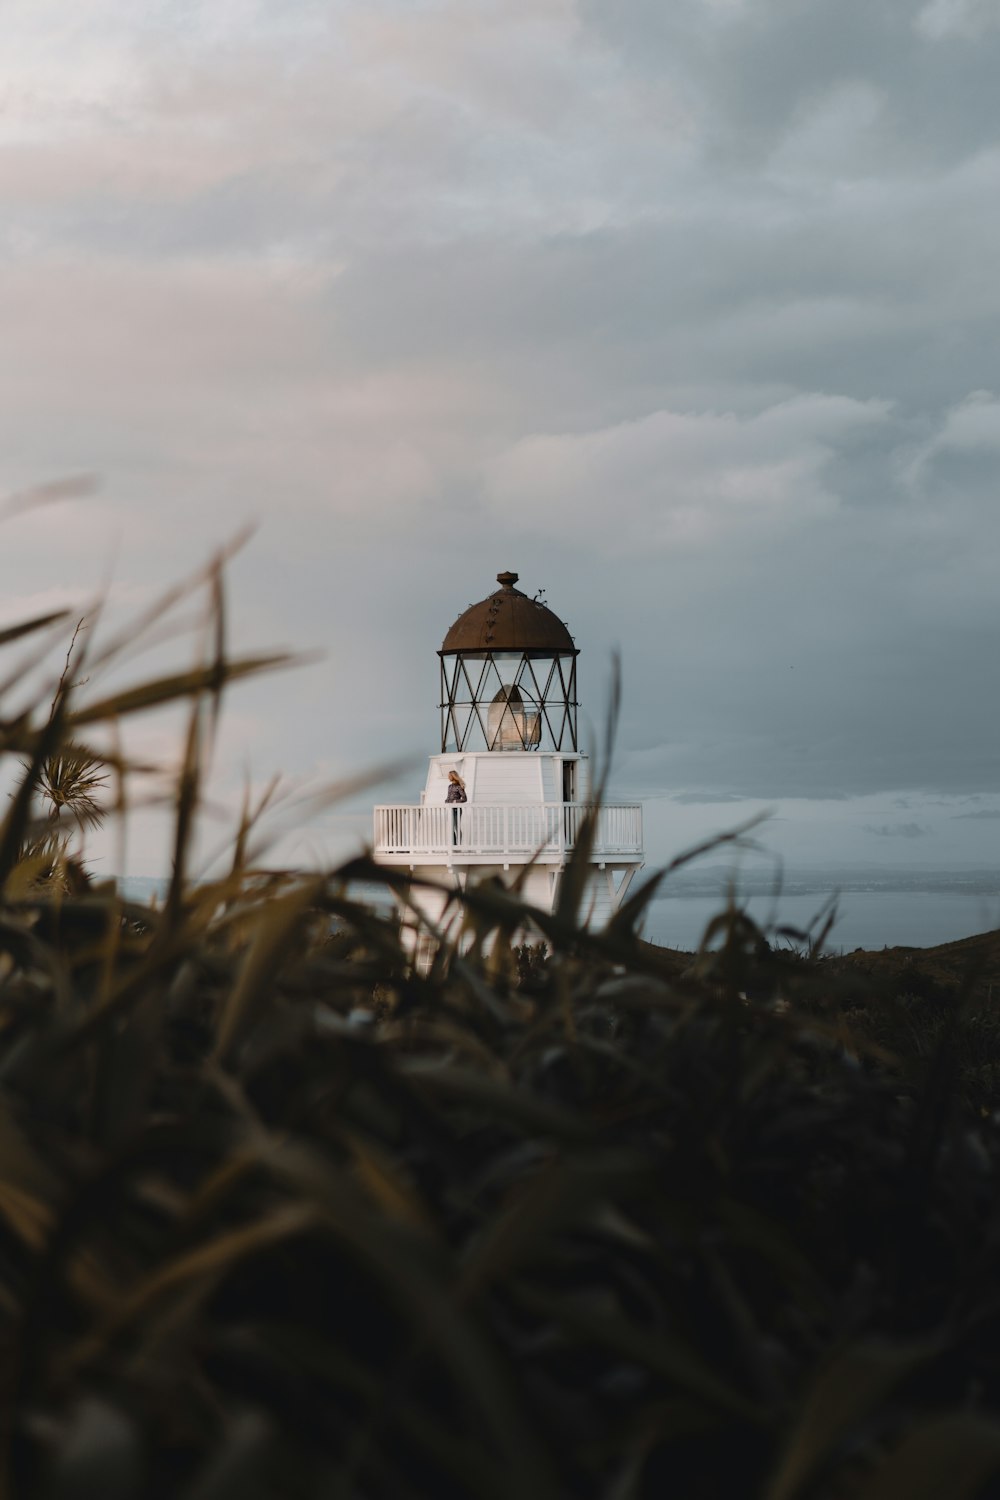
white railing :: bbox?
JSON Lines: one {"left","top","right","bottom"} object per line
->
{"left": 373, "top": 803, "right": 643, "bottom": 859}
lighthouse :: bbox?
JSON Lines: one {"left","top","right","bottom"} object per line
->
{"left": 373, "top": 571, "right": 644, "bottom": 954}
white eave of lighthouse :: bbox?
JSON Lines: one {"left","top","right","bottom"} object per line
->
{"left": 423, "top": 749, "right": 589, "bottom": 806}
{"left": 374, "top": 749, "right": 644, "bottom": 869}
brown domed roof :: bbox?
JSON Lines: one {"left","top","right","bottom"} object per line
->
{"left": 441, "top": 571, "right": 577, "bottom": 655}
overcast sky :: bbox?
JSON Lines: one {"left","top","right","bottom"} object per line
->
{"left": 1, "top": 0, "right": 998, "bottom": 880}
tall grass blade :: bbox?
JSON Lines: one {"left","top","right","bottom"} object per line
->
{"left": 0, "top": 611, "right": 72, "bottom": 649}
{"left": 766, "top": 1341, "right": 942, "bottom": 1500}
{"left": 855, "top": 1414, "right": 1000, "bottom": 1499}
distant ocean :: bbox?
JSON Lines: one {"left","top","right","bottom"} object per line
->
{"left": 648, "top": 887, "right": 1000, "bottom": 954}
{"left": 119, "top": 875, "right": 1000, "bottom": 955}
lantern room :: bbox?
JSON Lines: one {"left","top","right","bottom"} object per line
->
{"left": 439, "top": 571, "right": 579, "bottom": 754}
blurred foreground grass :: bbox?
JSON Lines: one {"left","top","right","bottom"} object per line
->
{"left": 0, "top": 559, "right": 999, "bottom": 1499}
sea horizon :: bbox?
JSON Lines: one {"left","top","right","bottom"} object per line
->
{"left": 116, "top": 867, "right": 1000, "bottom": 955}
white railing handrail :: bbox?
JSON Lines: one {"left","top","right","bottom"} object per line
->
{"left": 371, "top": 804, "right": 638, "bottom": 816}
{"left": 373, "top": 801, "right": 643, "bottom": 859}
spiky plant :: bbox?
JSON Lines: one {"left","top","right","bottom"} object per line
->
{"left": 36, "top": 743, "right": 107, "bottom": 829}
{"left": 9, "top": 618, "right": 107, "bottom": 891}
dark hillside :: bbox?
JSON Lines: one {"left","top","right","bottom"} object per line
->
{"left": 830, "top": 927, "right": 1000, "bottom": 996}
{"left": 647, "top": 928, "right": 1000, "bottom": 996}
{"left": 648, "top": 926, "right": 1000, "bottom": 1120}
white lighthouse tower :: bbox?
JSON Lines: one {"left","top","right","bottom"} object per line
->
{"left": 373, "top": 570, "right": 644, "bottom": 953}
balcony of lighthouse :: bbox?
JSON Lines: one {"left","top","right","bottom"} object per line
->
{"left": 372, "top": 800, "right": 643, "bottom": 866}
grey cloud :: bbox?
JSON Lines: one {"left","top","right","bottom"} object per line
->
{"left": 953, "top": 810, "right": 1000, "bottom": 821}
{"left": 917, "top": 0, "right": 1000, "bottom": 42}
{"left": 865, "top": 823, "right": 929, "bottom": 839}
{"left": 671, "top": 791, "right": 750, "bottom": 805}
{"left": 579, "top": 0, "right": 1000, "bottom": 171}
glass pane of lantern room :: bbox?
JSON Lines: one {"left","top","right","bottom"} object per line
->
{"left": 519, "top": 657, "right": 549, "bottom": 714}
{"left": 441, "top": 658, "right": 465, "bottom": 710}
{"left": 535, "top": 656, "right": 569, "bottom": 752}
{"left": 475, "top": 654, "right": 515, "bottom": 750}
{"left": 459, "top": 656, "right": 489, "bottom": 706}
{"left": 450, "top": 705, "right": 474, "bottom": 751}
{"left": 511, "top": 658, "right": 543, "bottom": 750}
{"left": 487, "top": 683, "right": 525, "bottom": 750}
{"left": 514, "top": 656, "right": 538, "bottom": 708}
{"left": 484, "top": 653, "right": 522, "bottom": 697}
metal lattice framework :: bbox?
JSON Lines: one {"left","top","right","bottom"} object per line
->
{"left": 440, "top": 649, "right": 578, "bottom": 753}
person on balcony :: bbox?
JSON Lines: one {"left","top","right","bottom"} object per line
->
{"left": 446, "top": 770, "right": 467, "bottom": 845}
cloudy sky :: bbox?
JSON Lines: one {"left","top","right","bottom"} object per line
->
{"left": 2, "top": 0, "right": 998, "bottom": 880}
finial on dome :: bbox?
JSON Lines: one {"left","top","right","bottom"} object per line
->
{"left": 497, "top": 570, "right": 519, "bottom": 589}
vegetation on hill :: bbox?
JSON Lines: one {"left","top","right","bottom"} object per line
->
{"left": 1, "top": 561, "right": 1000, "bottom": 1498}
